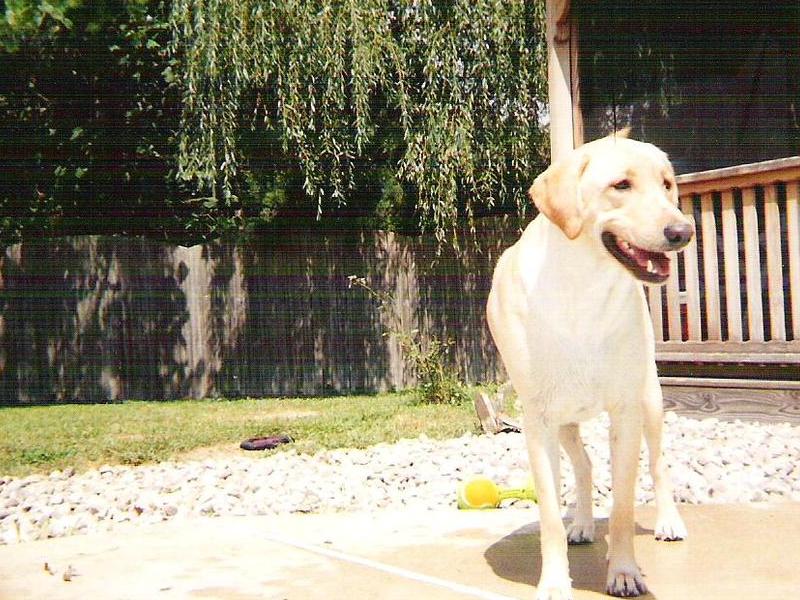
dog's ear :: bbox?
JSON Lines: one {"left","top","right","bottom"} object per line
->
{"left": 528, "top": 151, "right": 590, "bottom": 240}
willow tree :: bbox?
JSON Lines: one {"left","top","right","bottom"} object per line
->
{"left": 169, "top": 0, "right": 548, "bottom": 243}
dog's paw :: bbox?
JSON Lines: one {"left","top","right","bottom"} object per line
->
{"left": 654, "top": 509, "right": 687, "bottom": 542}
{"left": 535, "top": 582, "right": 574, "bottom": 600}
{"left": 566, "top": 519, "right": 595, "bottom": 544}
{"left": 606, "top": 567, "right": 647, "bottom": 598}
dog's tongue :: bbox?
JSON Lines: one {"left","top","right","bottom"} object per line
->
{"left": 631, "top": 246, "right": 670, "bottom": 277}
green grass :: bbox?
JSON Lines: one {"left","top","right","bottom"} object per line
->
{"left": 0, "top": 392, "right": 481, "bottom": 477}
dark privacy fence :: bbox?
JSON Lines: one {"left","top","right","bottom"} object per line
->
{"left": 0, "top": 219, "right": 522, "bottom": 405}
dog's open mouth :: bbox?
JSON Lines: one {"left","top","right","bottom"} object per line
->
{"left": 601, "top": 231, "right": 670, "bottom": 284}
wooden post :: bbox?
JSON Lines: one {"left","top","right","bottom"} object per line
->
{"left": 788, "top": 182, "right": 800, "bottom": 340}
{"left": 764, "top": 184, "right": 786, "bottom": 341}
{"left": 680, "top": 196, "right": 702, "bottom": 340}
{"left": 720, "top": 190, "right": 743, "bottom": 341}
{"left": 741, "top": 187, "right": 765, "bottom": 342}
{"left": 569, "top": 19, "right": 584, "bottom": 149}
{"left": 700, "top": 193, "right": 722, "bottom": 340}
{"left": 546, "top": 0, "right": 582, "bottom": 160}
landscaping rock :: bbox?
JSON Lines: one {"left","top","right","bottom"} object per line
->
{"left": 1, "top": 413, "right": 800, "bottom": 544}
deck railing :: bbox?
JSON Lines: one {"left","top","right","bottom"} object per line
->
{"left": 649, "top": 156, "right": 800, "bottom": 367}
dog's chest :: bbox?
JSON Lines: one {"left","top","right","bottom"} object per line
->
{"left": 537, "top": 339, "right": 641, "bottom": 416}
{"left": 524, "top": 300, "right": 651, "bottom": 421}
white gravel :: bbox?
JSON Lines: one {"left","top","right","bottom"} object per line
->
{"left": 2, "top": 412, "right": 800, "bottom": 545}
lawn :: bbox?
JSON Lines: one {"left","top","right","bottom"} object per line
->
{"left": 0, "top": 393, "right": 481, "bottom": 478}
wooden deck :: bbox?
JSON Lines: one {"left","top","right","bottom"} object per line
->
{"left": 661, "top": 377, "right": 800, "bottom": 423}
{"left": 651, "top": 157, "right": 800, "bottom": 359}
{"left": 649, "top": 157, "right": 800, "bottom": 417}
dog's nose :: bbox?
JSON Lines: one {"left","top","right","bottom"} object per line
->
{"left": 663, "top": 222, "right": 694, "bottom": 248}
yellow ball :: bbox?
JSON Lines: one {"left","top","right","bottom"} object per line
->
{"left": 457, "top": 476, "right": 501, "bottom": 509}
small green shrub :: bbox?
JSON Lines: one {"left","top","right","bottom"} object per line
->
{"left": 348, "top": 276, "right": 468, "bottom": 405}
{"left": 394, "top": 330, "right": 469, "bottom": 406}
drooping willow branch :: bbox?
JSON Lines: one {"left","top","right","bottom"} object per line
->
{"left": 169, "top": 0, "right": 548, "bottom": 242}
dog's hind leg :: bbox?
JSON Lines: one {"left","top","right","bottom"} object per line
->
{"left": 642, "top": 368, "right": 687, "bottom": 541}
{"left": 559, "top": 423, "right": 595, "bottom": 544}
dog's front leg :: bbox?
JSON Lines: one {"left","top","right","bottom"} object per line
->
{"left": 606, "top": 408, "right": 647, "bottom": 598}
{"left": 642, "top": 369, "right": 687, "bottom": 541}
{"left": 524, "top": 419, "right": 573, "bottom": 600}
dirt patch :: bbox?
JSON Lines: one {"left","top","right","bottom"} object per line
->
{"left": 176, "top": 443, "right": 251, "bottom": 462}
{"left": 115, "top": 433, "right": 147, "bottom": 442}
{"left": 265, "top": 409, "right": 319, "bottom": 420}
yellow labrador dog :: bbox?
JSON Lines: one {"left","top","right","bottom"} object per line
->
{"left": 486, "top": 130, "right": 693, "bottom": 599}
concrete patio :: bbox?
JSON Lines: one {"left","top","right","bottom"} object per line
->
{"left": 1, "top": 503, "right": 798, "bottom": 599}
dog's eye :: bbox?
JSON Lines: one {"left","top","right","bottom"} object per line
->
{"left": 664, "top": 179, "right": 673, "bottom": 190}
{"left": 612, "top": 179, "right": 631, "bottom": 191}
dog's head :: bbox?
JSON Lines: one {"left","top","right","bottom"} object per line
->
{"left": 528, "top": 130, "right": 694, "bottom": 284}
